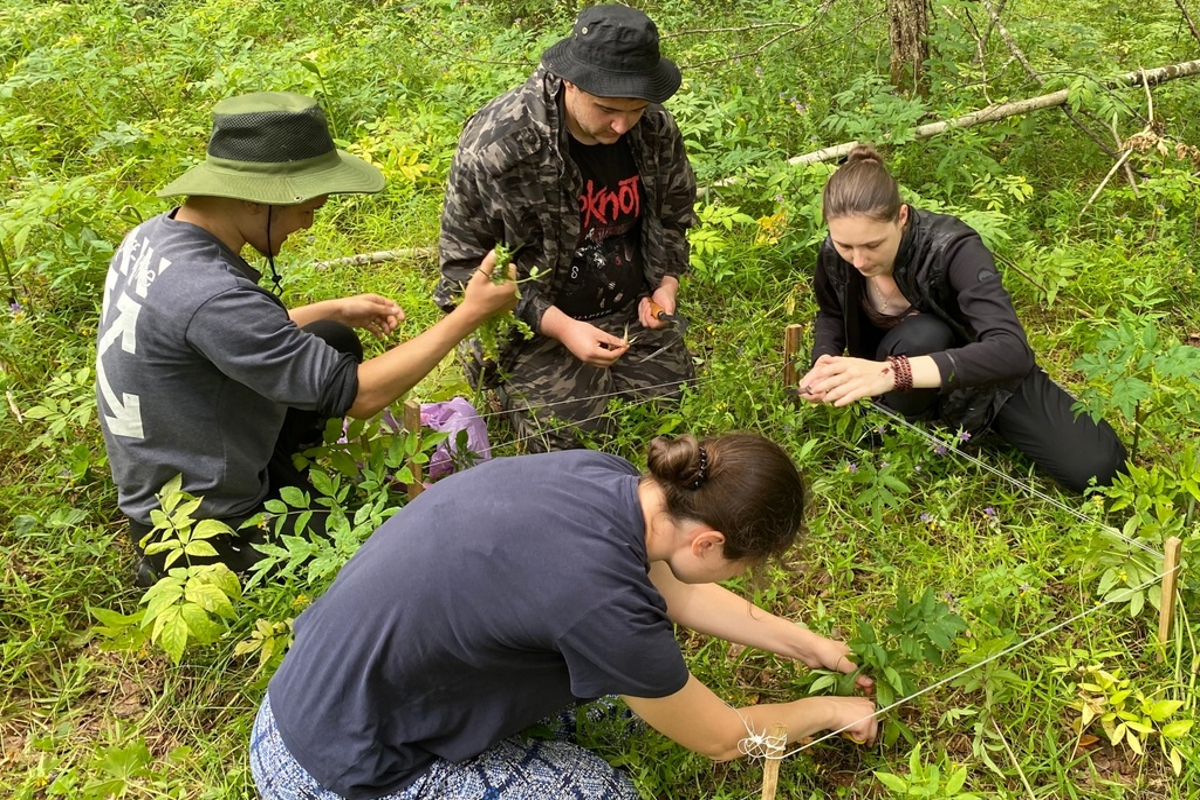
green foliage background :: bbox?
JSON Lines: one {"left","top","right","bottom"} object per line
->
{"left": 1, "top": 0, "right": 1198, "bottom": 797}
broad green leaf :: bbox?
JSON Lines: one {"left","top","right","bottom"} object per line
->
{"left": 874, "top": 772, "right": 908, "bottom": 793}
{"left": 141, "top": 580, "right": 184, "bottom": 620}
{"left": 1129, "top": 590, "right": 1144, "bottom": 617}
{"left": 1162, "top": 719, "right": 1193, "bottom": 738}
{"left": 945, "top": 766, "right": 967, "bottom": 794}
{"left": 157, "top": 608, "right": 190, "bottom": 663}
{"left": 184, "top": 581, "right": 235, "bottom": 618}
{"left": 279, "top": 486, "right": 307, "bottom": 507}
{"left": 179, "top": 603, "right": 224, "bottom": 643}
{"left": 193, "top": 518, "right": 234, "bottom": 539}
{"left": 175, "top": 495, "right": 203, "bottom": 519}
{"left": 1147, "top": 700, "right": 1183, "bottom": 722}
{"left": 183, "top": 540, "right": 219, "bottom": 558}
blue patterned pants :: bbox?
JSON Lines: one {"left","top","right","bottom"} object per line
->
{"left": 250, "top": 695, "right": 640, "bottom": 800}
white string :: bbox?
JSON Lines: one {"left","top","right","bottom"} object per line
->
{"left": 734, "top": 711, "right": 788, "bottom": 760}
{"left": 866, "top": 401, "right": 1161, "bottom": 557}
{"left": 468, "top": 357, "right": 788, "bottom": 425}
{"left": 468, "top": 359, "right": 787, "bottom": 450}
{"left": 733, "top": 566, "right": 1179, "bottom": 765}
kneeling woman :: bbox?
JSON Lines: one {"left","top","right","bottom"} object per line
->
{"left": 251, "top": 434, "right": 877, "bottom": 799}
{"left": 798, "top": 145, "right": 1126, "bottom": 493}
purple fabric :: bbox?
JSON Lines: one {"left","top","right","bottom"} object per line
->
{"left": 420, "top": 396, "right": 491, "bottom": 479}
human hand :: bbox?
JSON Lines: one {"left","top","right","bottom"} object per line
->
{"left": 460, "top": 250, "right": 518, "bottom": 320}
{"left": 559, "top": 318, "right": 629, "bottom": 367}
{"left": 797, "top": 355, "right": 895, "bottom": 407}
{"left": 800, "top": 634, "right": 874, "bottom": 693}
{"left": 335, "top": 294, "right": 403, "bottom": 339}
{"left": 638, "top": 285, "right": 677, "bottom": 329}
{"left": 823, "top": 696, "right": 879, "bottom": 746}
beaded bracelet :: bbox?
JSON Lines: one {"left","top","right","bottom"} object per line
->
{"left": 886, "top": 355, "right": 913, "bottom": 393}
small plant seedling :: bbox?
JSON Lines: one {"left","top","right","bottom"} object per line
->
{"left": 1053, "top": 661, "right": 1194, "bottom": 775}
{"left": 809, "top": 585, "right": 968, "bottom": 746}
{"left": 475, "top": 241, "right": 537, "bottom": 363}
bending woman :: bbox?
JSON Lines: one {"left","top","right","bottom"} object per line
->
{"left": 798, "top": 145, "right": 1126, "bottom": 493}
{"left": 251, "top": 433, "right": 877, "bottom": 799}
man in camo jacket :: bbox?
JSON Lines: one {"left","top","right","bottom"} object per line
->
{"left": 435, "top": 5, "right": 697, "bottom": 451}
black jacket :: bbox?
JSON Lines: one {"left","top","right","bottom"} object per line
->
{"left": 812, "top": 207, "right": 1035, "bottom": 432}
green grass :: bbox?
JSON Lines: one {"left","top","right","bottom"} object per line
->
{"left": 2, "top": 0, "right": 1199, "bottom": 797}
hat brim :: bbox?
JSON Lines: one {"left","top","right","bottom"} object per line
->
{"left": 541, "top": 37, "right": 681, "bottom": 104}
{"left": 158, "top": 149, "right": 384, "bottom": 205}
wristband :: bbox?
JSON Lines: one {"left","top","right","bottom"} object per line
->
{"left": 886, "top": 355, "right": 913, "bottom": 392}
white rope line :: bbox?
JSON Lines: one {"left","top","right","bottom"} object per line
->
{"left": 733, "top": 566, "right": 1178, "bottom": 764}
{"left": 504, "top": 384, "right": 690, "bottom": 450}
{"left": 866, "top": 401, "right": 1161, "bottom": 558}
{"left": 466, "top": 357, "right": 788, "bottom": 425}
{"left": 499, "top": 359, "right": 792, "bottom": 449}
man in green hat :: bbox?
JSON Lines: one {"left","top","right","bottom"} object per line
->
{"left": 96, "top": 92, "right": 516, "bottom": 586}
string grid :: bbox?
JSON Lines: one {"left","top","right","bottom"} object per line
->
{"left": 423, "top": 349, "right": 1179, "bottom": 783}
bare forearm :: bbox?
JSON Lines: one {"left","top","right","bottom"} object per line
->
{"left": 537, "top": 305, "right": 571, "bottom": 341}
{"left": 907, "top": 354, "right": 941, "bottom": 389}
{"left": 665, "top": 580, "right": 826, "bottom": 661}
{"left": 347, "top": 307, "right": 485, "bottom": 418}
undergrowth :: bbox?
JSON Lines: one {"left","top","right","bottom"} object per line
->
{"left": 2, "top": 0, "right": 1198, "bottom": 797}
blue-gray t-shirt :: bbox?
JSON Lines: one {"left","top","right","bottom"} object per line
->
{"left": 95, "top": 211, "right": 357, "bottom": 525}
{"left": 267, "top": 450, "right": 690, "bottom": 799}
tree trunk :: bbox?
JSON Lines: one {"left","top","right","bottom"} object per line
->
{"left": 888, "top": 0, "right": 929, "bottom": 96}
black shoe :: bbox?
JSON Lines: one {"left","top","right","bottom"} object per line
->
{"left": 134, "top": 557, "right": 162, "bottom": 588}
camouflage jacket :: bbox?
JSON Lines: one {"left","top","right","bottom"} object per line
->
{"left": 434, "top": 67, "right": 698, "bottom": 333}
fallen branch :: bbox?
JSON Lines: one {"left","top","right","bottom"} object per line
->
{"left": 779, "top": 58, "right": 1200, "bottom": 168}
{"left": 980, "top": 0, "right": 1129, "bottom": 171}
{"left": 314, "top": 247, "right": 435, "bottom": 270}
{"left": 328, "top": 59, "right": 1200, "bottom": 265}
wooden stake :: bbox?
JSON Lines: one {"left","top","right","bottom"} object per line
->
{"left": 403, "top": 399, "right": 424, "bottom": 501}
{"left": 1157, "top": 536, "right": 1183, "bottom": 660}
{"left": 783, "top": 324, "right": 804, "bottom": 394}
{"left": 760, "top": 721, "right": 787, "bottom": 800}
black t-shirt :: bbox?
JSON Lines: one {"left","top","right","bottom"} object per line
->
{"left": 267, "top": 450, "right": 689, "bottom": 800}
{"left": 557, "top": 136, "right": 645, "bottom": 320}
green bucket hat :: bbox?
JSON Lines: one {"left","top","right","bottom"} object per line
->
{"left": 158, "top": 92, "right": 384, "bottom": 205}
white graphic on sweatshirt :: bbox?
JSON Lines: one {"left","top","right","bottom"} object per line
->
{"left": 96, "top": 229, "right": 172, "bottom": 439}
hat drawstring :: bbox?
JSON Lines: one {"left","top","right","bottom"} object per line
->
{"left": 264, "top": 206, "right": 283, "bottom": 295}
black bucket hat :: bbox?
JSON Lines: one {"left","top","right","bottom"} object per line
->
{"left": 159, "top": 92, "right": 384, "bottom": 205}
{"left": 541, "top": 5, "right": 681, "bottom": 103}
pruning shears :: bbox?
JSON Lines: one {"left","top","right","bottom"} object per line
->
{"left": 638, "top": 300, "right": 690, "bottom": 363}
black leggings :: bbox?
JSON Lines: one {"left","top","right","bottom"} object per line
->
{"left": 130, "top": 320, "right": 362, "bottom": 573}
{"left": 876, "top": 314, "right": 1127, "bottom": 493}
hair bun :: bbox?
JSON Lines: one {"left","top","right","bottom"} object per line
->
{"left": 846, "top": 143, "right": 884, "bottom": 166}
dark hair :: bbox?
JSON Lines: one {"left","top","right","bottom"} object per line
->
{"left": 821, "top": 144, "right": 902, "bottom": 223}
{"left": 644, "top": 433, "right": 805, "bottom": 561}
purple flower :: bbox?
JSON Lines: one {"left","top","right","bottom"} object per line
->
{"left": 846, "top": 462, "right": 858, "bottom": 474}
{"left": 959, "top": 431, "right": 972, "bottom": 442}
{"left": 920, "top": 512, "right": 932, "bottom": 522}
{"left": 934, "top": 445, "right": 948, "bottom": 456}
{"left": 983, "top": 507, "right": 997, "bottom": 517}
